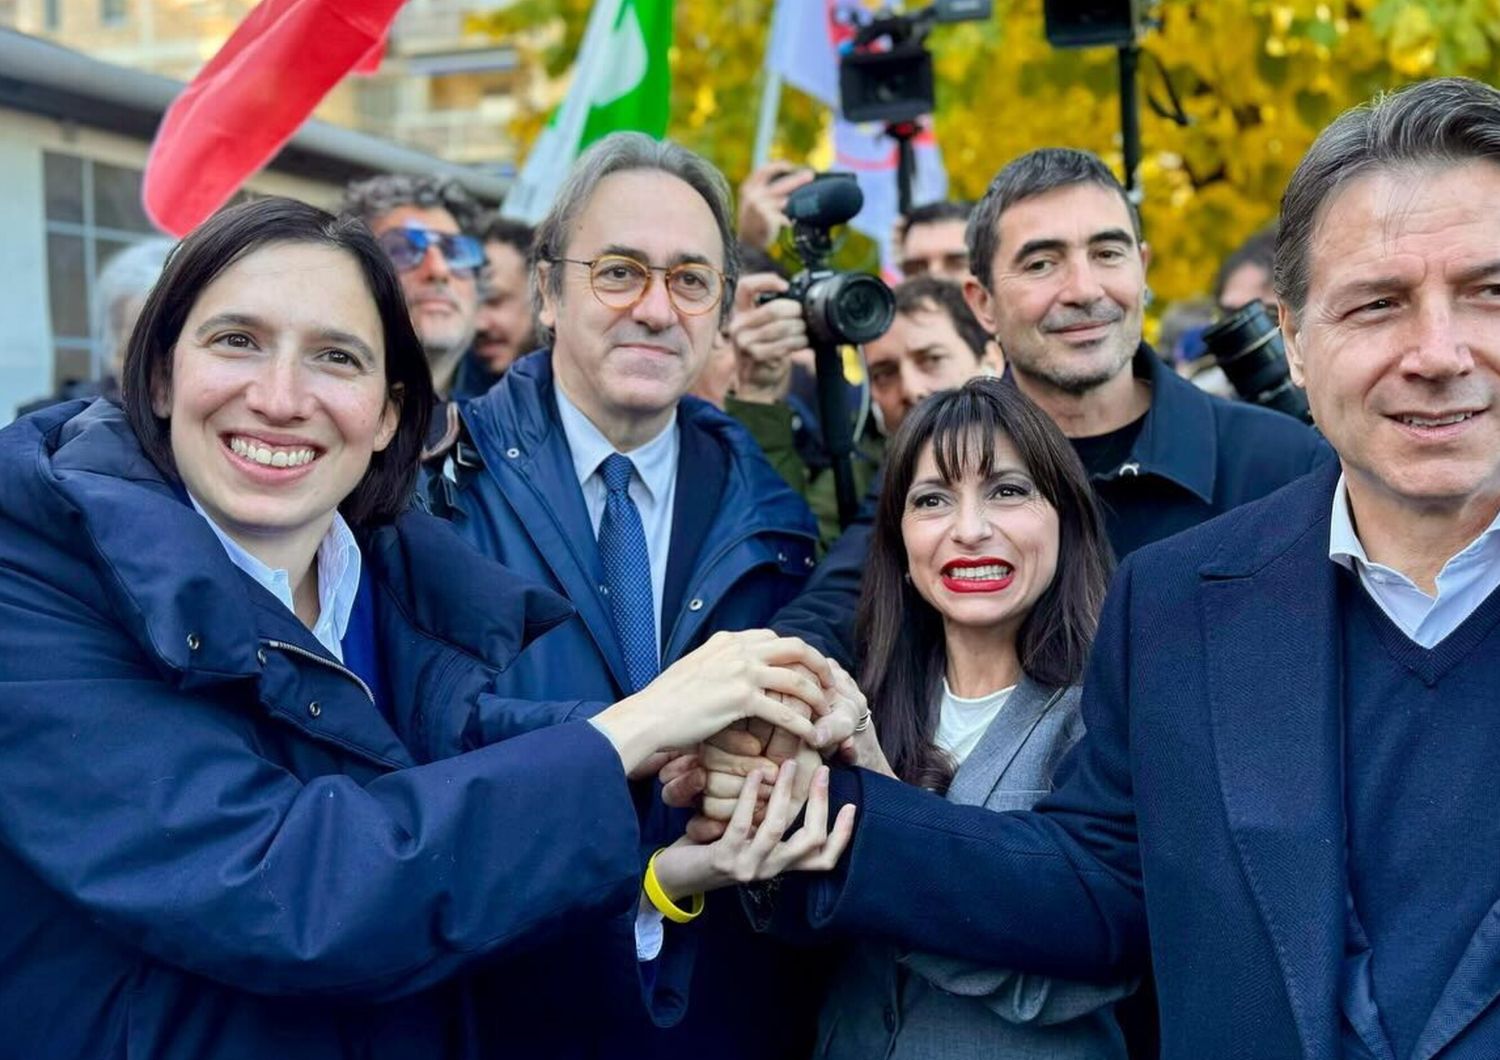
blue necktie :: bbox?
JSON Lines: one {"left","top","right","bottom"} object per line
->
{"left": 597, "top": 453, "right": 659, "bottom": 693}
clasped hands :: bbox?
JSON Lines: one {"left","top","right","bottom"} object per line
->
{"left": 590, "top": 630, "right": 892, "bottom": 902}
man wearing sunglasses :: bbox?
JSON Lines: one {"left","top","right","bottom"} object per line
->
{"left": 427, "top": 132, "right": 828, "bottom": 1059}
{"left": 339, "top": 174, "right": 484, "bottom": 398}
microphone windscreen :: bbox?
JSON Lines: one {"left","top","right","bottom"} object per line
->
{"left": 785, "top": 175, "right": 864, "bottom": 228}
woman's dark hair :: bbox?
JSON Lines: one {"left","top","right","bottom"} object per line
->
{"left": 856, "top": 377, "right": 1114, "bottom": 793}
{"left": 120, "top": 197, "right": 433, "bottom": 526}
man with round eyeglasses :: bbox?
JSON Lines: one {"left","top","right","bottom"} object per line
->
{"left": 426, "top": 132, "right": 829, "bottom": 1058}
{"left": 339, "top": 174, "right": 484, "bottom": 398}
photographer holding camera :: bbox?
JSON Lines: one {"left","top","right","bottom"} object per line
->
{"left": 718, "top": 175, "right": 898, "bottom": 543}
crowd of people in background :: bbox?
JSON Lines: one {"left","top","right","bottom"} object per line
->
{"left": 1, "top": 73, "right": 1498, "bottom": 1060}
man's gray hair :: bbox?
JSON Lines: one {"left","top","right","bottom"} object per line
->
{"left": 529, "top": 132, "right": 740, "bottom": 346}
{"left": 1276, "top": 76, "right": 1500, "bottom": 318}
{"left": 95, "top": 237, "right": 175, "bottom": 375}
{"left": 338, "top": 173, "right": 482, "bottom": 234}
{"left": 966, "top": 148, "right": 1141, "bottom": 291}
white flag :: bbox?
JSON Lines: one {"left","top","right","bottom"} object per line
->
{"left": 502, "top": 0, "right": 675, "bottom": 224}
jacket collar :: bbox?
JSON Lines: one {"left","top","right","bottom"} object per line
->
{"left": 29, "top": 401, "right": 571, "bottom": 685}
{"left": 461, "top": 349, "right": 817, "bottom": 548}
{"left": 1120, "top": 344, "right": 1218, "bottom": 503}
{"left": 1199, "top": 460, "right": 1342, "bottom": 579}
{"left": 39, "top": 401, "right": 266, "bottom": 687}
{"left": 361, "top": 514, "right": 573, "bottom": 668}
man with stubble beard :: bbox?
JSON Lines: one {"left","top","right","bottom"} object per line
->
{"left": 774, "top": 148, "right": 1330, "bottom": 661}
{"left": 762, "top": 147, "right": 1330, "bottom": 1060}
{"left": 339, "top": 174, "right": 484, "bottom": 400}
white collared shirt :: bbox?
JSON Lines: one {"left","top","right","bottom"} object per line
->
{"left": 554, "top": 382, "right": 680, "bottom": 654}
{"left": 189, "top": 494, "right": 362, "bottom": 662}
{"left": 1329, "top": 474, "right": 1500, "bottom": 648}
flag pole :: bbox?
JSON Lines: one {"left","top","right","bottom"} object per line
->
{"left": 752, "top": 69, "right": 782, "bottom": 168}
{"left": 752, "top": 0, "right": 791, "bottom": 168}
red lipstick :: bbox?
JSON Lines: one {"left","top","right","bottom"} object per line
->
{"left": 939, "top": 556, "right": 1015, "bottom": 594}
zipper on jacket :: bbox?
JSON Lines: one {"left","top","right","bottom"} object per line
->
{"left": 262, "top": 638, "right": 376, "bottom": 704}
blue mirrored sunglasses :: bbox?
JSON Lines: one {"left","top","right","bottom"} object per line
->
{"left": 378, "top": 224, "right": 485, "bottom": 274}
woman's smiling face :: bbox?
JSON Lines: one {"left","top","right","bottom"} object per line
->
{"left": 901, "top": 431, "right": 1061, "bottom": 640}
{"left": 155, "top": 241, "right": 397, "bottom": 556}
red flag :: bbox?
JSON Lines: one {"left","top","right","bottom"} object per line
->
{"left": 143, "top": 0, "right": 405, "bottom": 236}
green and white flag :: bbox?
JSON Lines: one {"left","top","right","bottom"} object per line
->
{"left": 501, "top": 0, "right": 674, "bottom": 224}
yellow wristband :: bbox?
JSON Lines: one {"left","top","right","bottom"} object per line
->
{"left": 643, "top": 848, "right": 705, "bottom": 924}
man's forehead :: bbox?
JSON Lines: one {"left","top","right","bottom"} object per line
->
{"left": 903, "top": 303, "right": 963, "bottom": 340}
{"left": 565, "top": 169, "right": 723, "bottom": 262}
{"left": 994, "top": 184, "right": 1134, "bottom": 250}
{"left": 905, "top": 218, "right": 968, "bottom": 251}
{"left": 1306, "top": 162, "right": 1500, "bottom": 294}
{"left": 485, "top": 240, "right": 527, "bottom": 271}
{"left": 870, "top": 305, "right": 956, "bottom": 354}
{"left": 373, "top": 203, "right": 460, "bottom": 235}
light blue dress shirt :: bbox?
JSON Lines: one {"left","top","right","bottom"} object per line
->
{"left": 188, "top": 494, "right": 362, "bottom": 662}
{"left": 1329, "top": 474, "right": 1500, "bottom": 648}
{"left": 555, "top": 383, "right": 680, "bottom": 656}
{"left": 554, "top": 383, "right": 683, "bottom": 962}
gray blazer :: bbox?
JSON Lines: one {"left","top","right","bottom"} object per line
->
{"left": 815, "top": 677, "right": 1135, "bottom": 1060}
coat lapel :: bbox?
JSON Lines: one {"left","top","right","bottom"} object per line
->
{"left": 1202, "top": 466, "right": 1345, "bottom": 1058}
{"left": 463, "top": 372, "right": 636, "bottom": 695}
{"left": 946, "top": 679, "right": 1067, "bottom": 807}
{"left": 1414, "top": 909, "right": 1500, "bottom": 1059}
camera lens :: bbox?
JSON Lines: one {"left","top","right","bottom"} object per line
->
{"left": 1201, "top": 302, "right": 1311, "bottom": 423}
{"left": 807, "top": 273, "right": 895, "bottom": 346}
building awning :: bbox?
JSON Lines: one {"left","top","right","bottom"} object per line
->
{"left": 0, "top": 26, "right": 510, "bottom": 203}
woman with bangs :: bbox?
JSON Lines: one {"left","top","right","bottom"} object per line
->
{"left": 811, "top": 376, "right": 1135, "bottom": 1059}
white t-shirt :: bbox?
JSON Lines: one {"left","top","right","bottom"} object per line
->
{"left": 934, "top": 678, "right": 1016, "bottom": 766}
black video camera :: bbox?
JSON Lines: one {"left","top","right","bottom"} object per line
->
{"left": 1200, "top": 301, "right": 1312, "bottom": 423}
{"left": 761, "top": 173, "right": 894, "bottom": 530}
{"left": 765, "top": 173, "right": 895, "bottom": 347}
{"left": 838, "top": 0, "right": 993, "bottom": 124}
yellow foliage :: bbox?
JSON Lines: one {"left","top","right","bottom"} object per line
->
{"left": 474, "top": 0, "right": 1500, "bottom": 303}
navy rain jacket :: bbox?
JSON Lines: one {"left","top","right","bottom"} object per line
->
{"left": 435, "top": 351, "right": 828, "bottom": 1059}
{"left": 0, "top": 401, "right": 654, "bottom": 1060}
{"left": 439, "top": 349, "right": 819, "bottom": 724}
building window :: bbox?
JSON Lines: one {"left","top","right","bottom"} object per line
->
{"left": 43, "top": 152, "right": 157, "bottom": 388}
{"left": 99, "top": 0, "right": 127, "bottom": 25}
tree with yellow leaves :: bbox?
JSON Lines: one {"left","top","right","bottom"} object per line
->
{"left": 475, "top": 0, "right": 1500, "bottom": 301}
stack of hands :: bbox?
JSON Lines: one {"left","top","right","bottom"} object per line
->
{"left": 589, "top": 630, "right": 896, "bottom": 904}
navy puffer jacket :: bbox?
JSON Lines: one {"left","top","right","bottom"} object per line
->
{"left": 0, "top": 400, "right": 649, "bottom": 1059}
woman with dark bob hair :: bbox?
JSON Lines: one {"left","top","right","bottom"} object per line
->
{"left": 807, "top": 377, "right": 1136, "bottom": 1058}
{"left": 0, "top": 197, "right": 842, "bottom": 1060}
